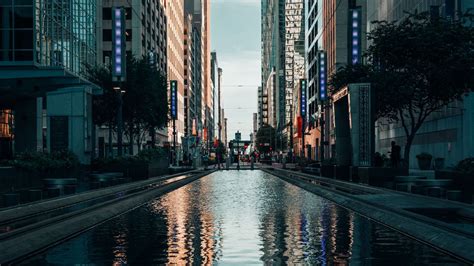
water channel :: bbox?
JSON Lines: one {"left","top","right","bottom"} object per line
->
{"left": 24, "top": 171, "right": 464, "bottom": 265}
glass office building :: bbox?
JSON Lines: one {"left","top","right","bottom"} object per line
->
{"left": 0, "top": 0, "right": 96, "bottom": 77}
{"left": 0, "top": 0, "right": 98, "bottom": 164}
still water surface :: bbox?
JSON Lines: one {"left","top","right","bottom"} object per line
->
{"left": 25, "top": 171, "right": 463, "bottom": 265}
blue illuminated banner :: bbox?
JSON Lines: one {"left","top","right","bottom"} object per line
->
{"left": 170, "top": 80, "right": 178, "bottom": 119}
{"left": 317, "top": 51, "right": 327, "bottom": 101}
{"left": 300, "top": 79, "right": 307, "bottom": 117}
{"left": 349, "top": 7, "right": 362, "bottom": 65}
{"left": 112, "top": 7, "right": 126, "bottom": 81}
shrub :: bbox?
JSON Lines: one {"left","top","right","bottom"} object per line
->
{"left": 9, "top": 151, "right": 80, "bottom": 172}
{"left": 455, "top": 157, "right": 474, "bottom": 174}
{"left": 135, "top": 147, "right": 168, "bottom": 162}
{"left": 416, "top": 152, "right": 433, "bottom": 160}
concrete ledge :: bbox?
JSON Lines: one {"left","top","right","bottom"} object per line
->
{"left": 0, "top": 169, "right": 201, "bottom": 224}
{"left": 0, "top": 170, "right": 213, "bottom": 264}
{"left": 263, "top": 168, "right": 474, "bottom": 264}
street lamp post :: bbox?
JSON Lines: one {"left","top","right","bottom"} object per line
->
{"left": 114, "top": 86, "right": 124, "bottom": 157}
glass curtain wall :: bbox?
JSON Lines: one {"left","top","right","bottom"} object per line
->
{"left": 0, "top": 0, "right": 96, "bottom": 77}
{"left": 35, "top": 0, "right": 96, "bottom": 76}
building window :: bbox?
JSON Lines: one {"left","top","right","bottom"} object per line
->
{"left": 103, "top": 29, "right": 112, "bottom": 41}
{"left": 103, "top": 8, "right": 112, "bottom": 20}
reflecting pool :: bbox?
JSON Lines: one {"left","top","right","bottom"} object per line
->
{"left": 24, "top": 171, "right": 464, "bottom": 265}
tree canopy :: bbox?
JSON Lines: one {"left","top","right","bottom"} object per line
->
{"left": 86, "top": 56, "right": 168, "bottom": 152}
{"left": 330, "top": 12, "right": 474, "bottom": 166}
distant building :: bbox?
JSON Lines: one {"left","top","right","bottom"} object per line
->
{"left": 166, "top": 0, "right": 186, "bottom": 159}
{"left": 305, "top": 0, "right": 367, "bottom": 160}
{"left": 262, "top": 0, "right": 305, "bottom": 153}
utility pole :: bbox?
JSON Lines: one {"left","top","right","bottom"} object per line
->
{"left": 117, "top": 87, "right": 124, "bottom": 157}
{"left": 218, "top": 68, "right": 222, "bottom": 169}
{"left": 289, "top": 103, "right": 294, "bottom": 162}
{"left": 320, "top": 103, "right": 325, "bottom": 162}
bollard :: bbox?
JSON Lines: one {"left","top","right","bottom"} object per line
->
{"left": 90, "top": 181, "right": 101, "bottom": 190}
{"left": 226, "top": 158, "right": 230, "bottom": 170}
{"left": 446, "top": 190, "right": 462, "bottom": 201}
{"left": 251, "top": 158, "right": 254, "bottom": 170}
{"left": 3, "top": 193, "right": 20, "bottom": 207}
{"left": 28, "top": 189, "right": 43, "bottom": 202}
{"left": 64, "top": 185, "right": 76, "bottom": 195}
{"left": 47, "top": 188, "right": 61, "bottom": 198}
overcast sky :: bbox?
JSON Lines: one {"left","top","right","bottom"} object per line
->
{"left": 211, "top": 0, "right": 261, "bottom": 142}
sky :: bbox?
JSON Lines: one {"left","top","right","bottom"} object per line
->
{"left": 211, "top": 0, "right": 261, "bottom": 142}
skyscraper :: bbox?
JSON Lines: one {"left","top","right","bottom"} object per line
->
{"left": 305, "top": 0, "right": 367, "bottom": 160}
{"left": 262, "top": 0, "right": 305, "bottom": 153}
{"left": 166, "top": 0, "right": 185, "bottom": 158}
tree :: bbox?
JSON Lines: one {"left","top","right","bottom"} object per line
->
{"left": 256, "top": 124, "right": 276, "bottom": 153}
{"left": 86, "top": 56, "right": 168, "bottom": 155}
{"left": 122, "top": 56, "right": 168, "bottom": 152}
{"left": 330, "top": 12, "right": 474, "bottom": 167}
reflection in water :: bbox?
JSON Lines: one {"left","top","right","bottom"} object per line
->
{"left": 25, "top": 171, "right": 464, "bottom": 265}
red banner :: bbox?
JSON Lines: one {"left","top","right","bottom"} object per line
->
{"left": 297, "top": 116, "right": 303, "bottom": 138}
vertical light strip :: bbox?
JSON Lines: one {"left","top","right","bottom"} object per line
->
{"left": 300, "top": 79, "right": 307, "bottom": 118}
{"left": 350, "top": 7, "right": 362, "bottom": 65}
{"left": 112, "top": 7, "right": 126, "bottom": 80}
{"left": 171, "top": 80, "right": 178, "bottom": 119}
{"left": 318, "top": 51, "right": 327, "bottom": 101}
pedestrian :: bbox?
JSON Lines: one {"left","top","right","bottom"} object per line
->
{"left": 390, "top": 141, "right": 401, "bottom": 168}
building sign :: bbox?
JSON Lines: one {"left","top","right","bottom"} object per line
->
{"left": 349, "top": 7, "right": 362, "bottom": 65}
{"left": 112, "top": 7, "right": 126, "bottom": 81}
{"left": 170, "top": 80, "right": 178, "bottom": 119}
{"left": 300, "top": 79, "right": 307, "bottom": 117}
{"left": 317, "top": 51, "right": 327, "bottom": 101}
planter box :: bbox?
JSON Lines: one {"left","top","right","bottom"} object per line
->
{"left": 97, "top": 158, "right": 169, "bottom": 180}
{"left": 358, "top": 167, "right": 409, "bottom": 187}
{"left": 350, "top": 166, "right": 359, "bottom": 182}
{"left": 436, "top": 170, "right": 473, "bottom": 204}
{"left": 0, "top": 166, "right": 83, "bottom": 195}
{"left": 334, "top": 165, "right": 350, "bottom": 181}
{"left": 321, "top": 165, "right": 335, "bottom": 178}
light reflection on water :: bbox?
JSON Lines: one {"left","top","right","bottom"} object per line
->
{"left": 24, "top": 171, "right": 464, "bottom": 265}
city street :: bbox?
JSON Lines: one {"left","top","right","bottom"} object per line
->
{"left": 1, "top": 0, "right": 474, "bottom": 265}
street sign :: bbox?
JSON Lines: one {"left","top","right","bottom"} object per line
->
{"left": 170, "top": 80, "right": 178, "bottom": 119}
